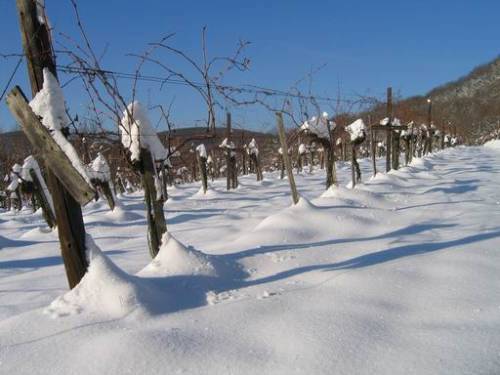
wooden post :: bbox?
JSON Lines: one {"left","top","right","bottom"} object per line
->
{"left": 226, "top": 112, "right": 232, "bottom": 190}
{"left": 386, "top": 87, "right": 392, "bottom": 172}
{"left": 404, "top": 137, "right": 411, "bottom": 165}
{"left": 160, "top": 161, "right": 168, "bottom": 201}
{"left": 241, "top": 131, "right": 248, "bottom": 175}
{"left": 140, "top": 148, "right": 167, "bottom": 258}
{"left": 91, "top": 179, "right": 115, "bottom": 211}
{"left": 440, "top": 126, "right": 445, "bottom": 150}
{"left": 370, "top": 125, "right": 377, "bottom": 177}
{"left": 427, "top": 99, "right": 433, "bottom": 154}
{"left": 276, "top": 112, "right": 299, "bottom": 204}
{"left": 392, "top": 129, "right": 400, "bottom": 170}
{"left": 326, "top": 120, "right": 337, "bottom": 186}
{"left": 351, "top": 145, "right": 356, "bottom": 188}
{"left": 14, "top": 0, "right": 89, "bottom": 288}
{"left": 197, "top": 153, "right": 208, "bottom": 194}
{"left": 279, "top": 153, "right": 285, "bottom": 179}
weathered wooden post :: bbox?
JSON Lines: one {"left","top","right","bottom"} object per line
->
{"left": 196, "top": 144, "right": 208, "bottom": 194}
{"left": 226, "top": 113, "right": 232, "bottom": 190}
{"left": 120, "top": 102, "right": 167, "bottom": 258}
{"left": 427, "top": 98, "right": 433, "bottom": 154}
{"left": 10, "top": 0, "right": 93, "bottom": 288}
{"left": 385, "top": 87, "right": 393, "bottom": 172}
{"left": 370, "top": 122, "right": 377, "bottom": 177}
{"left": 350, "top": 145, "right": 357, "bottom": 188}
{"left": 318, "top": 147, "right": 325, "bottom": 170}
{"left": 440, "top": 124, "right": 446, "bottom": 150}
{"left": 248, "top": 138, "right": 263, "bottom": 181}
{"left": 346, "top": 119, "right": 366, "bottom": 188}
{"left": 391, "top": 119, "right": 401, "bottom": 170}
{"left": 278, "top": 148, "right": 285, "bottom": 179}
{"left": 241, "top": 131, "right": 248, "bottom": 175}
{"left": 297, "top": 143, "right": 305, "bottom": 173}
{"left": 402, "top": 125, "right": 411, "bottom": 166}
{"left": 89, "top": 152, "right": 115, "bottom": 210}
{"left": 159, "top": 161, "right": 169, "bottom": 201}
{"left": 223, "top": 112, "right": 238, "bottom": 190}
{"left": 309, "top": 142, "right": 316, "bottom": 173}
{"left": 326, "top": 116, "right": 338, "bottom": 186}
{"left": 276, "top": 112, "right": 299, "bottom": 204}
{"left": 142, "top": 149, "right": 167, "bottom": 257}
{"left": 207, "top": 154, "right": 215, "bottom": 182}
{"left": 114, "top": 167, "right": 126, "bottom": 195}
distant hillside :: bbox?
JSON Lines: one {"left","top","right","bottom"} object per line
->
{"left": 363, "top": 55, "right": 500, "bottom": 143}
{"left": 428, "top": 56, "right": 500, "bottom": 102}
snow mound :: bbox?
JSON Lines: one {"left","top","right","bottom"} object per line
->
{"left": 138, "top": 233, "right": 216, "bottom": 277}
{"left": 105, "top": 205, "right": 143, "bottom": 221}
{"left": 321, "top": 185, "right": 392, "bottom": 209}
{"left": 189, "top": 186, "right": 220, "bottom": 199}
{"left": 243, "top": 197, "right": 324, "bottom": 244}
{"left": 45, "top": 235, "right": 160, "bottom": 318}
{"left": 20, "top": 226, "right": 55, "bottom": 239}
{"left": 484, "top": 140, "right": 500, "bottom": 150}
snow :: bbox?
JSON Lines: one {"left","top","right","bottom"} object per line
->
{"left": 139, "top": 232, "right": 216, "bottom": 277}
{"left": 29, "top": 69, "right": 93, "bottom": 187}
{"left": 484, "top": 139, "right": 500, "bottom": 149}
{"left": 12, "top": 163, "right": 21, "bottom": 174}
{"left": 248, "top": 138, "right": 259, "bottom": 156}
{"left": 120, "top": 101, "right": 167, "bottom": 162}
{"left": 6, "top": 177, "right": 19, "bottom": 192}
{"left": 21, "top": 155, "right": 54, "bottom": 213}
{"left": 88, "top": 152, "right": 111, "bottom": 182}
{"left": 379, "top": 117, "right": 401, "bottom": 126}
{"left": 6, "top": 164, "right": 22, "bottom": 192}
{"left": 0, "top": 145, "right": 500, "bottom": 374}
{"left": 298, "top": 143, "right": 307, "bottom": 154}
{"left": 345, "top": 118, "right": 366, "bottom": 142}
{"left": 219, "top": 137, "right": 236, "bottom": 149}
{"left": 195, "top": 143, "right": 207, "bottom": 159}
{"left": 300, "top": 113, "right": 333, "bottom": 139}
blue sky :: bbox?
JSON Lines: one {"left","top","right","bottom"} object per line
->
{"left": 0, "top": 0, "right": 499, "bottom": 132}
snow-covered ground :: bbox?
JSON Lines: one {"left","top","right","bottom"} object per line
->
{"left": 1, "top": 144, "right": 499, "bottom": 374}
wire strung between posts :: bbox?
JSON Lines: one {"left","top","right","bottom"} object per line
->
{"left": 55, "top": 64, "right": 362, "bottom": 105}
{"left": 0, "top": 56, "right": 24, "bottom": 103}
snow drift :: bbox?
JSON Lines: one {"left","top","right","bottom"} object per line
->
{"left": 45, "top": 235, "right": 163, "bottom": 318}
{"left": 139, "top": 232, "right": 216, "bottom": 277}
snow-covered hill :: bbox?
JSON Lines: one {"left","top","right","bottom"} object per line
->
{"left": 0, "top": 144, "right": 499, "bottom": 374}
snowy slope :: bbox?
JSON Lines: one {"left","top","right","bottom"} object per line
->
{"left": 0, "top": 145, "right": 499, "bottom": 374}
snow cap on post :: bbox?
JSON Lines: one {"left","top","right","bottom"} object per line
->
{"left": 89, "top": 152, "right": 111, "bottom": 182}
{"left": 28, "top": 68, "right": 94, "bottom": 191}
{"left": 248, "top": 138, "right": 259, "bottom": 156}
{"left": 120, "top": 101, "right": 167, "bottom": 162}
{"left": 346, "top": 119, "right": 367, "bottom": 143}
{"left": 300, "top": 112, "right": 333, "bottom": 140}
{"left": 219, "top": 137, "right": 235, "bottom": 149}
{"left": 196, "top": 144, "right": 207, "bottom": 159}
{"left": 29, "top": 69, "right": 69, "bottom": 132}
{"left": 298, "top": 143, "right": 307, "bottom": 155}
